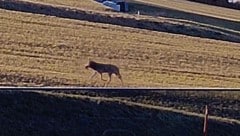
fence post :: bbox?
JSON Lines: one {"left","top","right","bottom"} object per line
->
{"left": 203, "top": 105, "right": 208, "bottom": 136}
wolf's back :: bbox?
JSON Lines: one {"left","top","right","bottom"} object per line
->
{"left": 103, "top": 64, "right": 120, "bottom": 74}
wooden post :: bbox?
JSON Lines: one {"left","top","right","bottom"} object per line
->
{"left": 203, "top": 105, "right": 208, "bottom": 136}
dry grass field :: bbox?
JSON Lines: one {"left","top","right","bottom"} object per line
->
{"left": 0, "top": 1, "right": 240, "bottom": 135}
{"left": 129, "top": 0, "right": 240, "bottom": 35}
{"left": 26, "top": 0, "right": 240, "bottom": 20}
{"left": 134, "top": 0, "right": 240, "bottom": 21}
{"left": 27, "top": 0, "right": 109, "bottom": 11}
{"left": 0, "top": 7, "right": 240, "bottom": 87}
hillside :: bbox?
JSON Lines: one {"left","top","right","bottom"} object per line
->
{"left": 0, "top": 0, "right": 239, "bottom": 135}
{"left": 1, "top": 4, "right": 240, "bottom": 87}
{"left": 0, "top": 90, "right": 239, "bottom": 136}
{"left": 1, "top": 0, "right": 240, "bottom": 43}
{"left": 188, "top": 0, "right": 240, "bottom": 10}
{"left": 132, "top": 0, "right": 240, "bottom": 21}
{"left": 128, "top": 0, "right": 240, "bottom": 39}
{"left": 20, "top": 0, "right": 109, "bottom": 11}
{"left": 0, "top": 1, "right": 240, "bottom": 87}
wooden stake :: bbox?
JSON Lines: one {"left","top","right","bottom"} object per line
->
{"left": 203, "top": 105, "right": 208, "bottom": 136}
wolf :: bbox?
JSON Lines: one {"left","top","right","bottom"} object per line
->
{"left": 85, "top": 60, "right": 123, "bottom": 86}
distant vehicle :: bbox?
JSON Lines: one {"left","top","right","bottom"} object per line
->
{"left": 96, "top": 0, "right": 129, "bottom": 12}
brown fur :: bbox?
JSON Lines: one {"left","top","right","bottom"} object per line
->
{"left": 85, "top": 60, "right": 123, "bottom": 86}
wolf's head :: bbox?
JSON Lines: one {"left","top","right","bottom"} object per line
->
{"left": 85, "top": 59, "right": 96, "bottom": 69}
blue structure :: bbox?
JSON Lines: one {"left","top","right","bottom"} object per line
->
{"left": 96, "top": 0, "right": 129, "bottom": 12}
{"left": 103, "top": 1, "right": 120, "bottom": 11}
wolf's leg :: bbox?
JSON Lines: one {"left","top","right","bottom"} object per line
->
{"left": 88, "top": 72, "right": 97, "bottom": 81}
{"left": 100, "top": 73, "right": 107, "bottom": 81}
{"left": 117, "top": 74, "right": 123, "bottom": 86}
{"left": 105, "top": 73, "right": 112, "bottom": 87}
